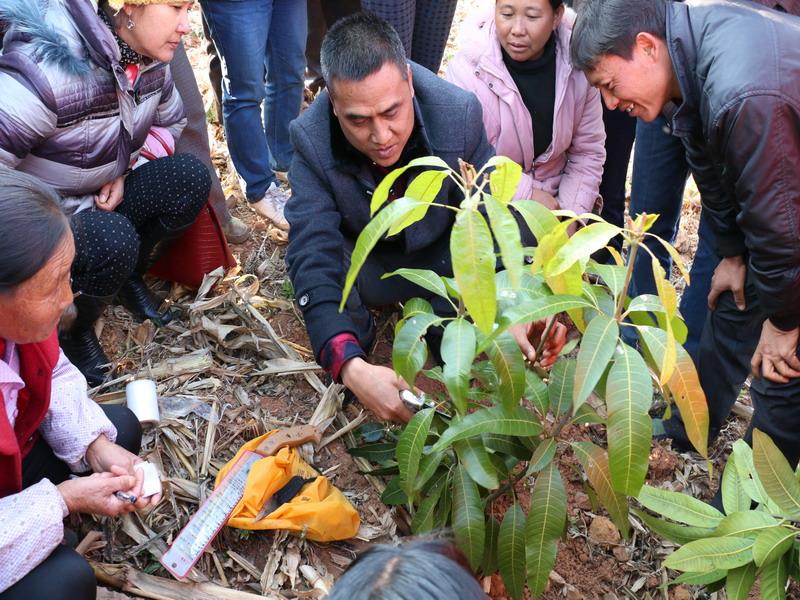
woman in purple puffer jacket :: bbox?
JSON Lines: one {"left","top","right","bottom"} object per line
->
{"left": 0, "top": 0, "right": 209, "bottom": 386}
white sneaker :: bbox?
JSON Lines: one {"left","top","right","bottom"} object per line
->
{"left": 251, "top": 182, "right": 290, "bottom": 231}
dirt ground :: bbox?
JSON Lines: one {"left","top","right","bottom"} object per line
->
{"left": 85, "top": 3, "right": 775, "bottom": 599}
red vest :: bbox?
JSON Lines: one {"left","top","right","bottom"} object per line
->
{"left": 0, "top": 331, "right": 60, "bottom": 498}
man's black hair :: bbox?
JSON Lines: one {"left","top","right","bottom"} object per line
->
{"left": 570, "top": 0, "right": 667, "bottom": 72}
{"left": 321, "top": 12, "right": 408, "bottom": 91}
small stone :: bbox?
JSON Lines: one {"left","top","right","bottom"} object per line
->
{"left": 671, "top": 585, "right": 693, "bottom": 600}
{"left": 612, "top": 545, "right": 631, "bottom": 562}
{"left": 646, "top": 576, "right": 659, "bottom": 589}
{"left": 566, "top": 587, "right": 582, "bottom": 600}
{"left": 588, "top": 516, "right": 621, "bottom": 545}
{"left": 574, "top": 491, "right": 592, "bottom": 511}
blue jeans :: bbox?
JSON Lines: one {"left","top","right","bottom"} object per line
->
{"left": 628, "top": 116, "right": 719, "bottom": 361}
{"left": 201, "top": 0, "right": 307, "bottom": 201}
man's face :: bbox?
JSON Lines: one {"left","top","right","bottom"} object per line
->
{"left": 586, "top": 33, "right": 675, "bottom": 123}
{"left": 0, "top": 232, "right": 75, "bottom": 344}
{"left": 330, "top": 63, "right": 415, "bottom": 167}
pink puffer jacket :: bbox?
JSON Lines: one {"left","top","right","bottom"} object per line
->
{"left": 445, "top": 8, "right": 605, "bottom": 214}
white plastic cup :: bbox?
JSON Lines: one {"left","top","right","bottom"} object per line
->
{"left": 125, "top": 379, "right": 160, "bottom": 425}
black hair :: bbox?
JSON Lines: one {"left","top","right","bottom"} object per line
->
{"left": 327, "top": 541, "right": 487, "bottom": 600}
{"left": 496, "top": 0, "right": 564, "bottom": 11}
{"left": 321, "top": 12, "right": 408, "bottom": 91}
{"left": 0, "top": 166, "right": 69, "bottom": 293}
{"left": 570, "top": 0, "right": 667, "bottom": 72}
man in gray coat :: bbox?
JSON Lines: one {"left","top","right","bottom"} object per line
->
{"left": 571, "top": 0, "right": 800, "bottom": 471}
{"left": 286, "top": 14, "right": 562, "bottom": 422}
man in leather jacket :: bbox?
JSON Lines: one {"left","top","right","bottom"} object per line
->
{"left": 571, "top": 0, "right": 800, "bottom": 468}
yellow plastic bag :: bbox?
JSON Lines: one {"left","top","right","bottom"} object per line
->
{"left": 215, "top": 431, "right": 360, "bottom": 542}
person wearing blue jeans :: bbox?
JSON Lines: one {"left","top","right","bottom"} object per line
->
{"left": 200, "top": 0, "right": 308, "bottom": 231}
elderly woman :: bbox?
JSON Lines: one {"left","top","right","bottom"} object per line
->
{"left": 0, "top": 0, "right": 210, "bottom": 386}
{"left": 445, "top": 0, "right": 605, "bottom": 215}
{"left": 0, "top": 167, "right": 157, "bottom": 600}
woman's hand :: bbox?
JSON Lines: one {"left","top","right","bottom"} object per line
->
{"left": 85, "top": 435, "right": 160, "bottom": 509}
{"left": 341, "top": 358, "right": 415, "bottom": 423}
{"left": 57, "top": 470, "right": 141, "bottom": 517}
{"left": 95, "top": 176, "right": 125, "bottom": 211}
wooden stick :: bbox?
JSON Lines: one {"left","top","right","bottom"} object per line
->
{"left": 90, "top": 562, "right": 283, "bottom": 600}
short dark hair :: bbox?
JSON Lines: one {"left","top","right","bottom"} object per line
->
{"left": 0, "top": 166, "right": 69, "bottom": 293}
{"left": 327, "top": 541, "right": 486, "bottom": 600}
{"left": 321, "top": 12, "right": 408, "bottom": 91}
{"left": 570, "top": 0, "right": 667, "bottom": 72}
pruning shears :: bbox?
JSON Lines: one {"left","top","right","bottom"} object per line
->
{"left": 399, "top": 390, "right": 452, "bottom": 420}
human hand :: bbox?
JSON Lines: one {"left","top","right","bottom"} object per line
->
{"left": 85, "top": 435, "right": 160, "bottom": 509}
{"left": 751, "top": 320, "right": 800, "bottom": 383}
{"left": 708, "top": 255, "right": 746, "bottom": 311}
{"left": 57, "top": 470, "right": 141, "bottom": 516}
{"left": 341, "top": 358, "right": 414, "bottom": 423}
{"left": 508, "top": 318, "right": 567, "bottom": 367}
{"left": 94, "top": 176, "right": 125, "bottom": 211}
{"left": 531, "top": 189, "right": 559, "bottom": 211}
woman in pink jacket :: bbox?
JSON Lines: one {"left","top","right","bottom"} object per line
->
{"left": 446, "top": 0, "right": 605, "bottom": 215}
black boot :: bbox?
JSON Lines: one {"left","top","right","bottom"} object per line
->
{"left": 117, "top": 220, "right": 190, "bottom": 327}
{"left": 59, "top": 294, "right": 114, "bottom": 387}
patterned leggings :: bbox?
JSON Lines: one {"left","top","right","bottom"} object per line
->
{"left": 360, "top": 0, "right": 458, "bottom": 73}
{"left": 70, "top": 154, "right": 210, "bottom": 297}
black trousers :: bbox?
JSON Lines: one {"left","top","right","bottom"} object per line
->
{"left": 0, "top": 406, "right": 142, "bottom": 600}
{"left": 663, "top": 272, "right": 800, "bottom": 467}
{"left": 70, "top": 154, "right": 210, "bottom": 297}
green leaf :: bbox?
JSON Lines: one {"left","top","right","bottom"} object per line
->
{"left": 485, "top": 331, "right": 526, "bottom": 412}
{"left": 722, "top": 451, "right": 753, "bottom": 515}
{"left": 647, "top": 232, "right": 691, "bottom": 285}
{"left": 526, "top": 437, "right": 556, "bottom": 475}
{"left": 369, "top": 157, "right": 449, "bottom": 215}
{"left": 525, "top": 370, "right": 549, "bottom": 415}
{"left": 638, "top": 326, "right": 709, "bottom": 458}
{"left": 387, "top": 170, "right": 449, "bottom": 236}
{"left": 672, "top": 570, "right": 727, "bottom": 585}
{"left": 725, "top": 563, "right": 757, "bottom": 600}
{"left": 384, "top": 268, "right": 450, "bottom": 301}
{"left": 488, "top": 156, "right": 523, "bottom": 204}
{"left": 498, "top": 503, "right": 526, "bottom": 600}
{"left": 606, "top": 345, "right": 653, "bottom": 496}
{"left": 637, "top": 485, "right": 724, "bottom": 528}
{"left": 501, "top": 295, "right": 594, "bottom": 333}
{"left": 451, "top": 208, "right": 496, "bottom": 334}
{"left": 713, "top": 511, "right": 780, "bottom": 538}
{"left": 452, "top": 464, "right": 485, "bottom": 570}
{"left": 434, "top": 471, "right": 453, "bottom": 529}
{"left": 431, "top": 405, "right": 542, "bottom": 453}
{"left": 485, "top": 195, "right": 523, "bottom": 288}
{"left": 586, "top": 261, "right": 627, "bottom": 300}
{"left": 483, "top": 434, "right": 530, "bottom": 461}
{"left": 759, "top": 551, "right": 790, "bottom": 600}
{"left": 573, "top": 314, "right": 619, "bottom": 411}
{"left": 381, "top": 477, "right": 408, "bottom": 505}
{"left": 411, "top": 472, "right": 447, "bottom": 534}
{"left": 414, "top": 450, "right": 445, "bottom": 493}
{"left": 396, "top": 408, "right": 434, "bottom": 500}
{"left": 731, "top": 439, "right": 774, "bottom": 508}
{"left": 455, "top": 438, "right": 500, "bottom": 490}
{"left": 572, "top": 442, "right": 630, "bottom": 538}
{"left": 341, "top": 198, "right": 427, "bottom": 310}
{"left": 526, "top": 463, "right": 566, "bottom": 598}
{"left": 663, "top": 537, "right": 754, "bottom": 572}
{"left": 441, "top": 318, "right": 477, "bottom": 415}
{"left": 547, "top": 222, "right": 621, "bottom": 277}
{"left": 392, "top": 313, "right": 441, "bottom": 386}
{"left": 548, "top": 358, "right": 576, "bottom": 416}
{"left": 511, "top": 199, "right": 560, "bottom": 242}
{"left": 627, "top": 294, "right": 668, "bottom": 315}
{"left": 571, "top": 402, "right": 606, "bottom": 426}
{"left": 752, "top": 428, "right": 800, "bottom": 517}
{"left": 482, "top": 515, "right": 501, "bottom": 575}
{"left": 752, "top": 526, "right": 796, "bottom": 567}
{"left": 348, "top": 442, "right": 396, "bottom": 463}
{"left": 631, "top": 508, "right": 715, "bottom": 546}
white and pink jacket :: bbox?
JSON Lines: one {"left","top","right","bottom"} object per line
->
{"left": 445, "top": 9, "right": 605, "bottom": 214}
